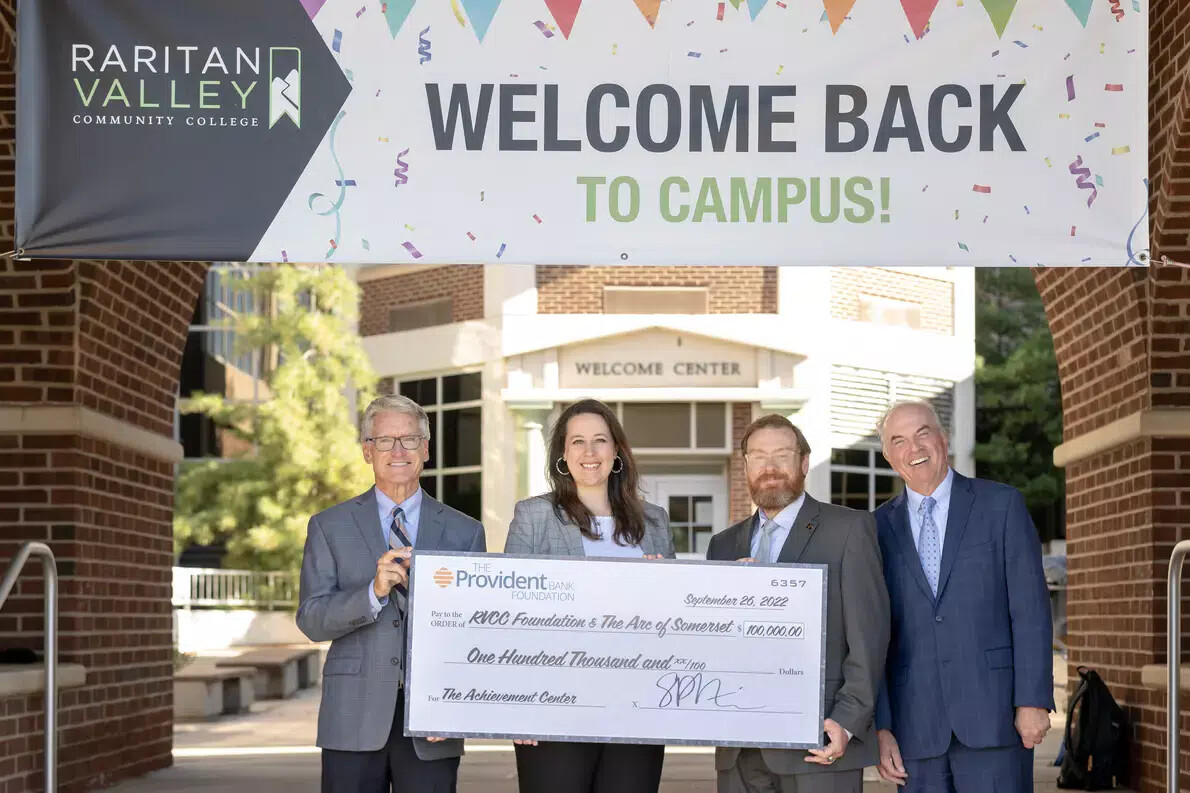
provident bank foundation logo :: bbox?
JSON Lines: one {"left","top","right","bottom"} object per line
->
{"left": 69, "top": 43, "right": 302, "bottom": 130}
{"left": 444, "top": 565, "right": 577, "bottom": 602}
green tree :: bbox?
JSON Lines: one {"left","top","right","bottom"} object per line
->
{"left": 174, "top": 265, "right": 378, "bottom": 572}
{"left": 974, "top": 269, "right": 1064, "bottom": 542}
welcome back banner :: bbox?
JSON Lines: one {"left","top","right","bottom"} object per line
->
{"left": 16, "top": 0, "right": 1148, "bottom": 266}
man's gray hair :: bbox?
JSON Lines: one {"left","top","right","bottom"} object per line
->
{"left": 875, "top": 399, "right": 947, "bottom": 446}
{"left": 360, "top": 394, "right": 431, "bottom": 441}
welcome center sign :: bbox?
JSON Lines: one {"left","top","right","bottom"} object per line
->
{"left": 16, "top": 0, "right": 1148, "bottom": 266}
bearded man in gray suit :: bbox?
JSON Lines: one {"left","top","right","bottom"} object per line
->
{"left": 297, "top": 394, "right": 486, "bottom": 793}
{"left": 707, "top": 415, "right": 890, "bottom": 793}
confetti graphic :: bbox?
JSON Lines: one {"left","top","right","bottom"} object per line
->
{"left": 332, "top": 28, "right": 343, "bottom": 53}
{"left": 1111, "top": 145, "right": 1131, "bottom": 155}
{"left": 496, "top": 242, "right": 507, "bottom": 258}
{"left": 1105, "top": 83, "right": 1124, "bottom": 91}
{"left": 335, "top": 179, "right": 357, "bottom": 187}
{"left": 533, "top": 20, "right": 556, "bottom": 37}
{"left": 402, "top": 241, "right": 423, "bottom": 259}
{"left": 356, "top": 5, "right": 366, "bottom": 17}
{"left": 972, "top": 184, "right": 992, "bottom": 193}
{"left": 1066, "top": 75, "right": 1075, "bottom": 101}
{"left": 394, "top": 148, "right": 411, "bottom": 186}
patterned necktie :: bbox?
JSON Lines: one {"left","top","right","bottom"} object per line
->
{"left": 389, "top": 507, "right": 413, "bottom": 597}
{"left": 756, "top": 518, "right": 779, "bottom": 563}
{"left": 918, "top": 496, "right": 941, "bottom": 596}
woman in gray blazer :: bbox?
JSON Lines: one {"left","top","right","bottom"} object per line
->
{"left": 505, "top": 398, "right": 675, "bottom": 793}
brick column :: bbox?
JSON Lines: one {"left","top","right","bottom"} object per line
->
{"left": 1034, "top": 4, "right": 1190, "bottom": 791}
{"left": 0, "top": 5, "right": 210, "bottom": 789}
{"left": 729, "top": 403, "right": 754, "bottom": 523}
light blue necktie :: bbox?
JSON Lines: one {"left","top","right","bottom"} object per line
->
{"left": 918, "top": 496, "right": 941, "bottom": 596}
{"left": 755, "top": 518, "right": 779, "bottom": 563}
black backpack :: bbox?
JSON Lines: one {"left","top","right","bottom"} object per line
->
{"left": 1057, "top": 666, "right": 1130, "bottom": 790}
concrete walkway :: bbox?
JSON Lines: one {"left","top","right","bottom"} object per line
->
{"left": 104, "top": 682, "right": 1075, "bottom": 793}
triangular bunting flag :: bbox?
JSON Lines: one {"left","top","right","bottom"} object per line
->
{"left": 1062, "top": 0, "right": 1093, "bottom": 26}
{"left": 822, "top": 0, "right": 856, "bottom": 32}
{"left": 543, "top": 0, "right": 582, "bottom": 38}
{"left": 633, "top": 0, "right": 662, "bottom": 26}
{"left": 978, "top": 0, "right": 1017, "bottom": 37}
{"left": 728, "top": 0, "right": 744, "bottom": 8}
{"left": 381, "top": 0, "right": 415, "bottom": 37}
{"left": 300, "top": 0, "right": 329, "bottom": 19}
{"left": 459, "top": 0, "right": 501, "bottom": 40}
{"left": 900, "top": 0, "right": 937, "bottom": 38}
{"left": 746, "top": 0, "right": 768, "bottom": 19}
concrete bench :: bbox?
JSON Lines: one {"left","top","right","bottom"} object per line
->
{"left": 215, "top": 647, "right": 321, "bottom": 699}
{"left": 174, "top": 666, "right": 257, "bottom": 720}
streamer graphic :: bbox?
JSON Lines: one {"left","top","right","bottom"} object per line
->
{"left": 307, "top": 111, "right": 348, "bottom": 259}
{"left": 418, "top": 26, "right": 431, "bottom": 63}
{"left": 1068, "top": 155, "right": 1098, "bottom": 207}
{"left": 394, "top": 148, "right": 411, "bottom": 186}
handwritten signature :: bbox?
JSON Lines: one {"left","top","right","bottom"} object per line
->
{"left": 653, "top": 673, "right": 763, "bottom": 710}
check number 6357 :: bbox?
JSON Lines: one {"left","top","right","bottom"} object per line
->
{"left": 770, "top": 578, "right": 808, "bottom": 588}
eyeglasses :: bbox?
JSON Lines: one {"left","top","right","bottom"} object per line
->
{"left": 367, "top": 435, "right": 425, "bottom": 451}
{"left": 744, "top": 451, "right": 799, "bottom": 468}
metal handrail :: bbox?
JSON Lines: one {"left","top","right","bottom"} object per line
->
{"left": 0, "top": 542, "right": 58, "bottom": 793}
{"left": 1168, "top": 540, "right": 1190, "bottom": 793}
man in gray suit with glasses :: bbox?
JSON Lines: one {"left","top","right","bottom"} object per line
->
{"left": 297, "top": 394, "right": 487, "bottom": 793}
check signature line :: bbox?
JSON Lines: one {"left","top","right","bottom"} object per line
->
{"left": 633, "top": 706, "right": 804, "bottom": 714}
{"left": 442, "top": 661, "right": 776, "bottom": 675}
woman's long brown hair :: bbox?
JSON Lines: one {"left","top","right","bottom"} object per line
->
{"left": 546, "top": 399, "right": 646, "bottom": 546}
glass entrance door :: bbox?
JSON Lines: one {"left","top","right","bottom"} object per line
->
{"left": 639, "top": 475, "right": 728, "bottom": 560}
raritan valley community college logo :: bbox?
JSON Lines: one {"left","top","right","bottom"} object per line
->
{"left": 68, "top": 43, "right": 303, "bottom": 131}
{"left": 433, "top": 568, "right": 455, "bottom": 588}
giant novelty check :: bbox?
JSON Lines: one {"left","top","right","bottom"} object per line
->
{"left": 404, "top": 552, "right": 827, "bottom": 748}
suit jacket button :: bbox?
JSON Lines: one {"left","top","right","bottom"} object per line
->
{"left": 391, "top": 657, "right": 400, "bottom": 665}
{"left": 935, "top": 615, "right": 943, "bottom": 623}
{"left": 393, "top": 619, "right": 401, "bottom": 628}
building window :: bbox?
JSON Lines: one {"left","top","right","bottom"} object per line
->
{"left": 859, "top": 294, "right": 922, "bottom": 329}
{"left": 399, "top": 372, "right": 482, "bottom": 519}
{"left": 178, "top": 264, "right": 276, "bottom": 460}
{"left": 668, "top": 495, "right": 715, "bottom": 555}
{"left": 610, "top": 403, "right": 729, "bottom": 451}
{"left": 389, "top": 297, "right": 453, "bottom": 333}
{"left": 603, "top": 286, "right": 709, "bottom": 314}
{"left": 829, "top": 447, "right": 904, "bottom": 510}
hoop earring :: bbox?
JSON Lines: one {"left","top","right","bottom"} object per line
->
{"left": 555, "top": 457, "right": 571, "bottom": 477}
{"left": 611, "top": 455, "right": 624, "bottom": 474}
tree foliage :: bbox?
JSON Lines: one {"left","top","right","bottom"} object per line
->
{"left": 974, "top": 268, "right": 1064, "bottom": 541}
{"left": 173, "top": 265, "right": 378, "bottom": 571}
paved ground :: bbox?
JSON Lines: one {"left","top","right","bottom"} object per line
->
{"left": 105, "top": 654, "right": 1077, "bottom": 793}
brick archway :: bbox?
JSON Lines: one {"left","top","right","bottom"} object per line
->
{"left": 0, "top": 1, "right": 1188, "bottom": 792}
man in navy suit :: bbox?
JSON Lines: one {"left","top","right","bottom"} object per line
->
{"left": 872, "top": 400, "right": 1053, "bottom": 793}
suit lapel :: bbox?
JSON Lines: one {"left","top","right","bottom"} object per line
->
{"left": 416, "top": 494, "right": 447, "bottom": 550}
{"left": 776, "top": 495, "right": 822, "bottom": 563}
{"left": 735, "top": 514, "right": 756, "bottom": 561}
{"left": 889, "top": 491, "right": 935, "bottom": 602}
{"left": 935, "top": 472, "right": 975, "bottom": 601}
{"left": 351, "top": 487, "right": 389, "bottom": 562}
